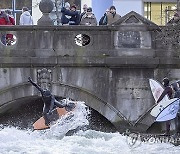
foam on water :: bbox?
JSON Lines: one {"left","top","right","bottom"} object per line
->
{"left": 0, "top": 127, "right": 180, "bottom": 154}
{"left": 0, "top": 100, "right": 180, "bottom": 154}
{"left": 31, "top": 100, "right": 90, "bottom": 139}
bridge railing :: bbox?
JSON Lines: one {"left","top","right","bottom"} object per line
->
{"left": 0, "top": 26, "right": 118, "bottom": 58}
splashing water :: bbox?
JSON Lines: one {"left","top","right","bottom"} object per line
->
{"left": 0, "top": 127, "right": 180, "bottom": 154}
{"left": 0, "top": 100, "right": 180, "bottom": 154}
{"left": 42, "top": 100, "right": 90, "bottom": 138}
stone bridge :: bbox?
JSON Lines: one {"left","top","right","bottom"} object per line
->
{"left": 0, "top": 11, "right": 180, "bottom": 132}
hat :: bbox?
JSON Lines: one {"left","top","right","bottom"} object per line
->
{"left": 87, "top": 7, "right": 92, "bottom": 12}
{"left": 162, "top": 77, "right": 169, "bottom": 86}
{"left": 43, "top": 90, "right": 52, "bottom": 97}
{"left": 110, "top": 6, "right": 116, "bottom": 10}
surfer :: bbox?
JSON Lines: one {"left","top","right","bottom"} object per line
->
{"left": 28, "top": 77, "right": 75, "bottom": 126}
{"left": 156, "top": 77, "right": 173, "bottom": 135}
{"left": 171, "top": 82, "right": 180, "bottom": 136}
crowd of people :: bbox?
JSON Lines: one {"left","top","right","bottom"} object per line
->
{"left": 61, "top": 3, "right": 121, "bottom": 26}
{"left": 1, "top": 3, "right": 180, "bottom": 26}
{"left": 0, "top": 3, "right": 121, "bottom": 26}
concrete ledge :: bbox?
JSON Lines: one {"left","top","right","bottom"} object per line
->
{"left": 1, "top": 57, "right": 180, "bottom": 68}
{"left": 159, "top": 58, "right": 180, "bottom": 68}
{"left": 105, "top": 57, "right": 160, "bottom": 68}
{"left": 0, "top": 25, "right": 118, "bottom": 31}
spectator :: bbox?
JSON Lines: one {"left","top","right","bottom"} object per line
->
{"left": 80, "top": 4, "right": 88, "bottom": 22}
{"left": 69, "top": 5, "right": 80, "bottom": 25}
{"left": 106, "top": 6, "right": 121, "bottom": 25}
{"left": 28, "top": 77, "right": 75, "bottom": 126}
{"left": 19, "top": 7, "right": 33, "bottom": 25}
{"left": 0, "top": 9, "right": 10, "bottom": 25}
{"left": 61, "top": 4, "right": 80, "bottom": 25}
{"left": 80, "top": 7, "right": 97, "bottom": 26}
{"left": 61, "top": 2, "right": 71, "bottom": 25}
{"left": 5, "top": 9, "right": 15, "bottom": 25}
{"left": 99, "top": 9, "right": 109, "bottom": 25}
{"left": 0, "top": 9, "right": 15, "bottom": 46}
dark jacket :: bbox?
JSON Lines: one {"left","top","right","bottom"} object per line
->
{"left": 80, "top": 12, "right": 86, "bottom": 22}
{"left": 61, "top": 7, "right": 80, "bottom": 25}
{"left": 28, "top": 79, "right": 66, "bottom": 113}
{"left": 99, "top": 13, "right": 107, "bottom": 25}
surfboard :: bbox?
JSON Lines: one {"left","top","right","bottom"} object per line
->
{"left": 33, "top": 107, "right": 69, "bottom": 130}
{"left": 156, "top": 98, "right": 180, "bottom": 122}
{"left": 149, "top": 79, "right": 170, "bottom": 117}
{"left": 149, "top": 79, "right": 169, "bottom": 102}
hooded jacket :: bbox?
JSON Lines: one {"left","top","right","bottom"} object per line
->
{"left": 20, "top": 11, "right": 33, "bottom": 25}
{"left": 0, "top": 11, "right": 10, "bottom": 25}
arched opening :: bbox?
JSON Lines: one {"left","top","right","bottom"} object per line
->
{"left": 0, "top": 96, "right": 117, "bottom": 133}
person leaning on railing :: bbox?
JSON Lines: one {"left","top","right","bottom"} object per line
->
{"left": 80, "top": 7, "right": 97, "bottom": 26}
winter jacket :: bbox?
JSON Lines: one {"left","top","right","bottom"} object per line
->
{"left": 107, "top": 12, "right": 121, "bottom": 25}
{"left": 61, "top": 7, "right": 80, "bottom": 25}
{"left": 9, "top": 16, "right": 15, "bottom": 25}
{"left": 80, "top": 13, "right": 97, "bottom": 26}
{"left": 20, "top": 11, "right": 33, "bottom": 25}
{"left": 0, "top": 12, "right": 10, "bottom": 25}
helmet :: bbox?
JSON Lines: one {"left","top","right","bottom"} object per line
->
{"left": 162, "top": 77, "right": 169, "bottom": 87}
{"left": 43, "top": 90, "right": 52, "bottom": 97}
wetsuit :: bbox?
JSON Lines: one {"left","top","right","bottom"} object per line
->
{"left": 156, "top": 79, "right": 173, "bottom": 135}
{"left": 156, "top": 86, "right": 173, "bottom": 103}
{"left": 28, "top": 77, "right": 67, "bottom": 125}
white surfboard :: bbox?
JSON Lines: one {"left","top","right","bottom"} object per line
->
{"left": 156, "top": 98, "right": 180, "bottom": 122}
{"left": 149, "top": 79, "right": 169, "bottom": 102}
{"left": 149, "top": 79, "right": 170, "bottom": 117}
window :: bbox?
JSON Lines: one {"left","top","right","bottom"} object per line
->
{"left": 144, "top": 2, "right": 177, "bottom": 25}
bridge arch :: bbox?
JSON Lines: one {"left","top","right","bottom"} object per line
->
{"left": 0, "top": 82, "right": 131, "bottom": 131}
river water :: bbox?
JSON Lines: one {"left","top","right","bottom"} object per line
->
{"left": 0, "top": 101, "right": 180, "bottom": 154}
{"left": 0, "top": 127, "right": 180, "bottom": 154}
